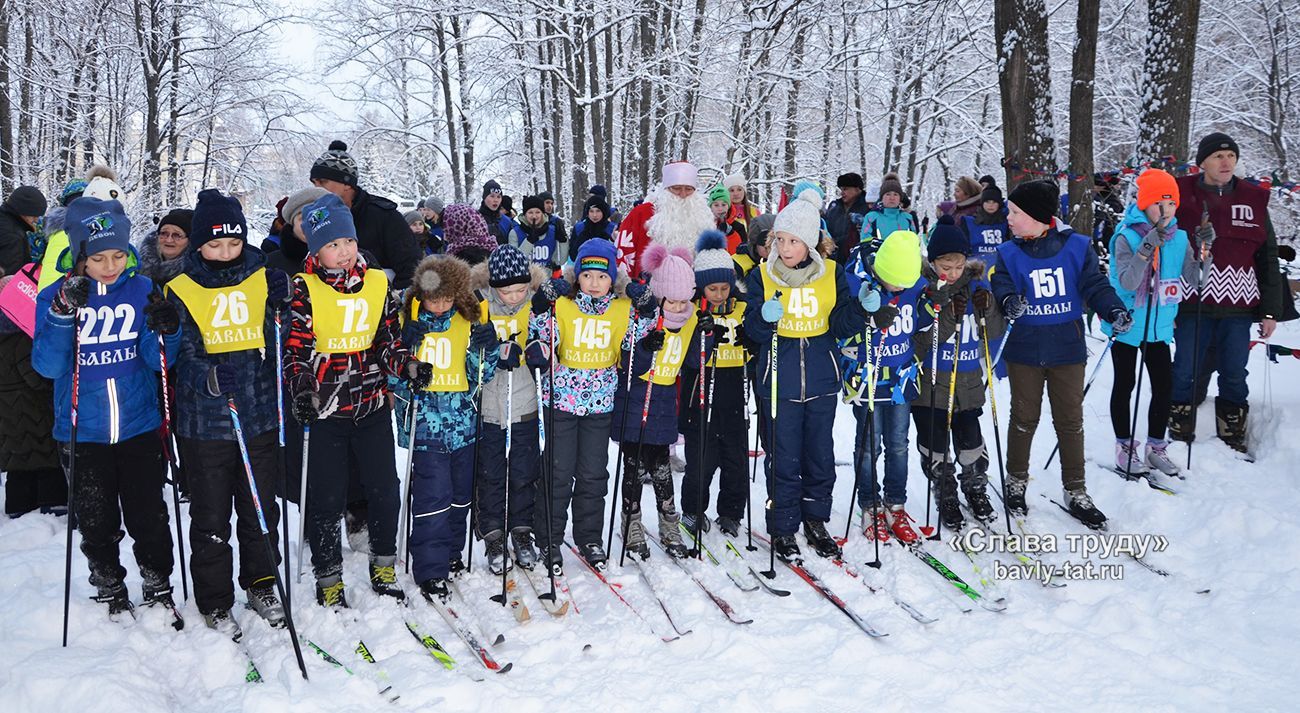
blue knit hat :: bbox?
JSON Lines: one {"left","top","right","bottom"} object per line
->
{"left": 302, "top": 193, "right": 356, "bottom": 255}
{"left": 694, "top": 230, "right": 735, "bottom": 288}
{"left": 574, "top": 236, "right": 617, "bottom": 281}
{"left": 191, "top": 188, "right": 247, "bottom": 251}
{"left": 488, "top": 244, "right": 531, "bottom": 288}
{"left": 926, "top": 215, "right": 971, "bottom": 261}
{"left": 67, "top": 197, "right": 131, "bottom": 260}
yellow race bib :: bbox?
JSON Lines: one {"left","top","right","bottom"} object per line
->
{"left": 412, "top": 309, "right": 471, "bottom": 393}
{"left": 732, "top": 252, "right": 755, "bottom": 278}
{"left": 555, "top": 297, "right": 632, "bottom": 369}
{"left": 707, "top": 300, "right": 748, "bottom": 368}
{"left": 301, "top": 269, "right": 389, "bottom": 354}
{"left": 762, "top": 260, "right": 837, "bottom": 338}
{"left": 489, "top": 305, "right": 530, "bottom": 352}
{"left": 643, "top": 312, "right": 696, "bottom": 386}
{"left": 167, "top": 270, "right": 268, "bottom": 354}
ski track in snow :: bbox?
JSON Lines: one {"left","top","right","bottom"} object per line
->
{"left": 2, "top": 323, "right": 1297, "bottom": 711}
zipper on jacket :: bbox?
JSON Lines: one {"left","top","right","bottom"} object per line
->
{"left": 799, "top": 338, "right": 806, "bottom": 401}
{"left": 107, "top": 378, "right": 120, "bottom": 444}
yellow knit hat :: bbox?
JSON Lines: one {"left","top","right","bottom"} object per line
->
{"left": 874, "top": 230, "right": 922, "bottom": 288}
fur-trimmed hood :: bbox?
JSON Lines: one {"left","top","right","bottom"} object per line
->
{"left": 405, "top": 254, "right": 481, "bottom": 322}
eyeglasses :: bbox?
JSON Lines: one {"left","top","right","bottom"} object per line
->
{"left": 158, "top": 230, "right": 187, "bottom": 241}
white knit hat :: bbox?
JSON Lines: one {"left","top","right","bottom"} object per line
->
{"left": 723, "top": 172, "right": 746, "bottom": 190}
{"left": 772, "top": 188, "right": 823, "bottom": 253}
{"left": 661, "top": 161, "right": 699, "bottom": 188}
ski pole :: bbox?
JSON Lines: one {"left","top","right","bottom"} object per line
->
{"left": 62, "top": 302, "right": 82, "bottom": 648}
{"left": 761, "top": 292, "right": 780, "bottom": 579}
{"left": 273, "top": 311, "right": 290, "bottom": 604}
{"left": 980, "top": 314, "right": 1013, "bottom": 534}
{"left": 605, "top": 298, "right": 642, "bottom": 555}
{"left": 744, "top": 331, "right": 758, "bottom": 553}
{"left": 842, "top": 326, "right": 873, "bottom": 543}
{"left": 397, "top": 392, "right": 419, "bottom": 572}
{"left": 1186, "top": 206, "right": 1211, "bottom": 471}
{"left": 931, "top": 312, "right": 961, "bottom": 543}
{"left": 228, "top": 398, "right": 309, "bottom": 681}
{"left": 499, "top": 357, "right": 515, "bottom": 605}
{"left": 467, "top": 310, "right": 490, "bottom": 574}
{"left": 153, "top": 318, "right": 189, "bottom": 603}
{"left": 1125, "top": 260, "right": 1158, "bottom": 477}
{"left": 1042, "top": 335, "right": 1117, "bottom": 470}
{"left": 544, "top": 303, "right": 558, "bottom": 597}
{"left": 865, "top": 324, "right": 883, "bottom": 568}
{"left": 295, "top": 424, "right": 310, "bottom": 583}
{"left": 619, "top": 301, "right": 665, "bottom": 567}
{"left": 923, "top": 286, "right": 945, "bottom": 538}
{"left": 692, "top": 300, "right": 715, "bottom": 559}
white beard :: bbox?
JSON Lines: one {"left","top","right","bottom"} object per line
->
{"left": 646, "top": 188, "right": 714, "bottom": 252}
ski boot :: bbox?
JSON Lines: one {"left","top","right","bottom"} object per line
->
{"left": 801, "top": 519, "right": 842, "bottom": 559}
{"left": 932, "top": 462, "right": 964, "bottom": 531}
{"left": 1145, "top": 440, "right": 1181, "bottom": 478}
{"left": 93, "top": 581, "right": 133, "bottom": 621}
{"left": 1004, "top": 474, "right": 1029, "bottom": 516}
{"left": 959, "top": 460, "right": 997, "bottom": 522}
{"left": 1064, "top": 488, "right": 1107, "bottom": 530}
{"left": 315, "top": 574, "right": 349, "bottom": 609}
{"left": 1215, "top": 398, "right": 1250, "bottom": 455}
{"left": 369, "top": 555, "right": 405, "bottom": 600}
{"left": 885, "top": 505, "right": 920, "bottom": 545}
{"left": 247, "top": 579, "right": 286, "bottom": 628}
{"left": 1168, "top": 403, "right": 1196, "bottom": 443}
{"left": 448, "top": 556, "right": 466, "bottom": 577}
{"left": 621, "top": 508, "right": 651, "bottom": 561}
{"left": 541, "top": 543, "right": 565, "bottom": 576}
{"left": 141, "top": 579, "right": 183, "bottom": 630}
{"left": 344, "top": 507, "right": 370, "bottom": 555}
{"left": 1115, "top": 438, "right": 1148, "bottom": 476}
{"left": 203, "top": 609, "right": 243, "bottom": 641}
{"left": 419, "top": 577, "right": 450, "bottom": 603}
{"left": 772, "top": 534, "right": 802, "bottom": 563}
{"left": 681, "top": 510, "right": 711, "bottom": 535}
{"left": 510, "top": 527, "right": 539, "bottom": 570}
{"left": 716, "top": 516, "right": 741, "bottom": 538}
{"left": 579, "top": 542, "right": 608, "bottom": 570}
{"left": 483, "top": 529, "right": 508, "bottom": 575}
{"left": 862, "top": 507, "right": 891, "bottom": 542}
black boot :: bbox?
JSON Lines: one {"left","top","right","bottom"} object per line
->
{"left": 1064, "top": 488, "right": 1107, "bottom": 530}
{"left": 1168, "top": 403, "right": 1196, "bottom": 443}
{"left": 772, "top": 534, "right": 802, "bottom": 563}
{"left": 1004, "top": 474, "right": 1028, "bottom": 516}
{"left": 1215, "top": 398, "right": 1249, "bottom": 454}
{"left": 932, "top": 462, "right": 963, "bottom": 530}
{"left": 483, "top": 529, "right": 507, "bottom": 575}
{"left": 960, "top": 461, "right": 997, "bottom": 522}
{"left": 801, "top": 519, "right": 842, "bottom": 559}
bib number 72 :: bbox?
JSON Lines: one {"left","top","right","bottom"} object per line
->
{"left": 339, "top": 298, "right": 372, "bottom": 334}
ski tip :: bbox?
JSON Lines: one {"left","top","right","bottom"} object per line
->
{"left": 495, "top": 662, "right": 513, "bottom": 674}
{"left": 492, "top": 634, "right": 505, "bottom": 647}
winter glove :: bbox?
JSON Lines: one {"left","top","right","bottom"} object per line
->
{"left": 731, "top": 323, "right": 747, "bottom": 347}
{"left": 540, "top": 276, "right": 570, "bottom": 302}
{"left": 525, "top": 341, "right": 550, "bottom": 371}
{"left": 144, "top": 293, "right": 181, "bottom": 335}
{"left": 761, "top": 297, "right": 784, "bottom": 323}
{"left": 1137, "top": 227, "right": 1164, "bottom": 261}
{"left": 469, "top": 322, "right": 500, "bottom": 352}
{"left": 206, "top": 363, "right": 241, "bottom": 397}
{"left": 1195, "top": 221, "right": 1217, "bottom": 255}
{"left": 858, "top": 285, "right": 882, "bottom": 313}
{"left": 292, "top": 389, "right": 321, "bottom": 423}
{"left": 927, "top": 282, "right": 955, "bottom": 310}
{"left": 697, "top": 310, "right": 716, "bottom": 335}
{"left": 626, "top": 281, "right": 657, "bottom": 317}
{"left": 265, "top": 268, "right": 292, "bottom": 305}
{"left": 972, "top": 288, "right": 994, "bottom": 315}
{"left": 950, "top": 289, "right": 969, "bottom": 318}
{"left": 407, "top": 360, "right": 434, "bottom": 390}
{"left": 1002, "top": 294, "right": 1029, "bottom": 320}
{"left": 1109, "top": 308, "right": 1134, "bottom": 335}
{"left": 498, "top": 340, "right": 523, "bottom": 370}
{"left": 870, "top": 303, "right": 899, "bottom": 331}
{"left": 639, "top": 329, "right": 665, "bottom": 353}
{"left": 51, "top": 276, "right": 90, "bottom": 316}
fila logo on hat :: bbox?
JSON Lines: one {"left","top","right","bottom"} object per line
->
{"left": 210, "top": 222, "right": 244, "bottom": 238}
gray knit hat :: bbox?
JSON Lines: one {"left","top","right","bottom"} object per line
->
{"left": 282, "top": 186, "right": 328, "bottom": 224}
{"left": 423, "top": 196, "right": 445, "bottom": 213}
{"left": 403, "top": 210, "right": 424, "bottom": 226}
{"left": 310, "top": 140, "right": 359, "bottom": 187}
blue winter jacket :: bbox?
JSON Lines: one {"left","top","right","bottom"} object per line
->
{"left": 392, "top": 307, "right": 496, "bottom": 454}
{"left": 860, "top": 207, "right": 917, "bottom": 252}
{"left": 33, "top": 255, "right": 181, "bottom": 444}
{"left": 167, "top": 246, "right": 285, "bottom": 441}
{"left": 991, "top": 224, "right": 1124, "bottom": 367}
{"left": 610, "top": 327, "right": 685, "bottom": 447}
{"left": 742, "top": 257, "right": 867, "bottom": 401}
{"left": 1101, "top": 203, "right": 1190, "bottom": 346}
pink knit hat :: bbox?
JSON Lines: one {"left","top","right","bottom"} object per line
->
{"left": 643, "top": 243, "right": 696, "bottom": 301}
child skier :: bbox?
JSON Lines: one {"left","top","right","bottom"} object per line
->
{"left": 527, "top": 238, "right": 656, "bottom": 572}
{"left": 612, "top": 245, "right": 697, "bottom": 560}
{"left": 709, "top": 184, "right": 748, "bottom": 254}
{"left": 33, "top": 196, "right": 183, "bottom": 617}
{"left": 471, "top": 244, "right": 546, "bottom": 574}
{"left": 911, "top": 217, "right": 1006, "bottom": 531}
{"left": 743, "top": 188, "right": 865, "bottom": 562}
{"left": 285, "top": 193, "right": 429, "bottom": 608}
{"left": 961, "top": 185, "right": 1009, "bottom": 268}
{"left": 165, "top": 190, "right": 293, "bottom": 637}
{"left": 990, "top": 180, "right": 1130, "bottom": 529}
{"left": 859, "top": 173, "right": 917, "bottom": 253}
{"left": 392, "top": 255, "right": 499, "bottom": 601}
{"left": 510, "top": 195, "right": 568, "bottom": 269}
{"left": 843, "top": 229, "right": 930, "bottom": 543}
{"left": 1104, "top": 169, "right": 1197, "bottom": 479}
{"left": 680, "top": 231, "right": 749, "bottom": 538}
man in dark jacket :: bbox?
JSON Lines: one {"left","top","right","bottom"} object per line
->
{"left": 824, "top": 172, "right": 870, "bottom": 263}
{"left": 1, "top": 186, "right": 45, "bottom": 274}
{"left": 309, "top": 141, "right": 421, "bottom": 290}
{"left": 991, "top": 180, "right": 1128, "bottom": 529}
{"left": 478, "top": 180, "right": 517, "bottom": 244}
{"left": 1168, "top": 132, "right": 1284, "bottom": 454}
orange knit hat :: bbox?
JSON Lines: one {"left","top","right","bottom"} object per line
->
{"left": 1135, "top": 169, "right": 1179, "bottom": 210}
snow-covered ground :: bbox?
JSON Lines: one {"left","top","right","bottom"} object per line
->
{"left": 2, "top": 322, "right": 1296, "bottom": 712}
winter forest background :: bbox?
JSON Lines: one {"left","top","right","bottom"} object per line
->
{"left": 0, "top": 0, "right": 1296, "bottom": 237}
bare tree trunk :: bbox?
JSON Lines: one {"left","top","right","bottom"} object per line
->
{"left": 603, "top": 25, "right": 614, "bottom": 187}
{"left": 677, "top": 0, "right": 709, "bottom": 160}
{"left": 0, "top": 0, "right": 12, "bottom": 191}
{"left": 563, "top": 8, "right": 588, "bottom": 206}
{"left": 1068, "top": 0, "right": 1100, "bottom": 232}
{"left": 166, "top": 6, "right": 182, "bottom": 204}
{"left": 19, "top": 13, "right": 33, "bottom": 177}
{"left": 450, "top": 15, "right": 476, "bottom": 196}
{"left": 650, "top": 1, "right": 668, "bottom": 168}
{"left": 637, "top": 1, "right": 653, "bottom": 189}
{"left": 434, "top": 19, "right": 462, "bottom": 202}
{"left": 586, "top": 12, "right": 605, "bottom": 192}
{"left": 782, "top": 25, "right": 807, "bottom": 183}
{"left": 995, "top": 0, "right": 1058, "bottom": 187}
{"left": 1135, "top": 0, "right": 1201, "bottom": 167}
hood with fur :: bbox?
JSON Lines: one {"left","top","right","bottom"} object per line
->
{"left": 405, "top": 254, "right": 481, "bottom": 322}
